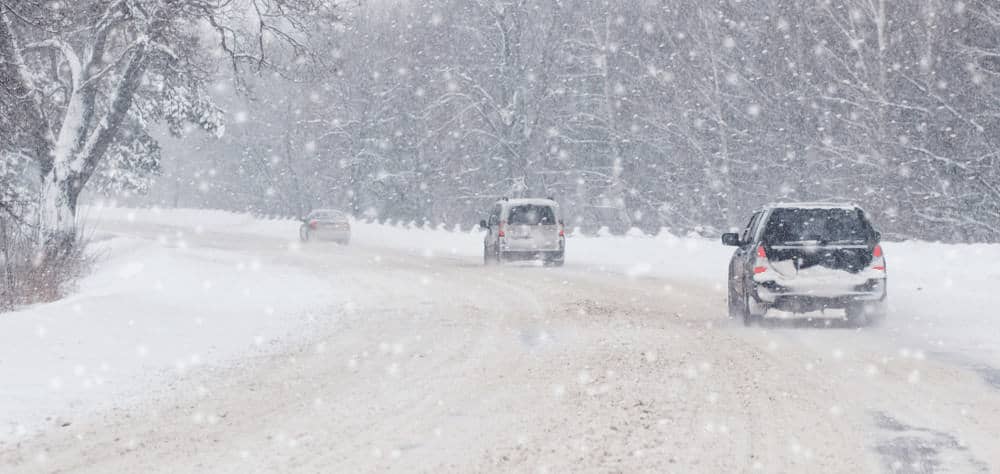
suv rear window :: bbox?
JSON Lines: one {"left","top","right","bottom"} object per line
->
{"left": 508, "top": 205, "right": 556, "bottom": 225}
{"left": 763, "top": 208, "right": 871, "bottom": 244}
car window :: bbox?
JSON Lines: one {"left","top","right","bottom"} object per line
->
{"left": 740, "top": 213, "right": 759, "bottom": 244}
{"left": 308, "top": 210, "right": 345, "bottom": 221}
{"left": 508, "top": 205, "right": 556, "bottom": 225}
{"left": 748, "top": 211, "right": 766, "bottom": 243}
{"left": 764, "top": 208, "right": 872, "bottom": 244}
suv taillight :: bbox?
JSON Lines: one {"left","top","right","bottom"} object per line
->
{"left": 753, "top": 244, "right": 768, "bottom": 274}
{"left": 498, "top": 220, "right": 506, "bottom": 238}
{"left": 871, "top": 244, "right": 885, "bottom": 271}
{"left": 309, "top": 220, "right": 318, "bottom": 230}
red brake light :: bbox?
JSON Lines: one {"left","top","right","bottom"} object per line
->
{"left": 871, "top": 245, "right": 886, "bottom": 271}
{"left": 498, "top": 220, "right": 506, "bottom": 238}
{"left": 559, "top": 225, "right": 565, "bottom": 237}
{"left": 753, "top": 245, "right": 768, "bottom": 274}
{"left": 872, "top": 244, "right": 885, "bottom": 271}
{"left": 309, "top": 220, "right": 318, "bottom": 230}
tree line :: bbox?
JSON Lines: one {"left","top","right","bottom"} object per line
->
{"left": 145, "top": 0, "right": 1000, "bottom": 242}
{"left": 6, "top": 0, "right": 1000, "bottom": 244}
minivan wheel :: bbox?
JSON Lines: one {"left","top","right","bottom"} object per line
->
{"left": 486, "top": 244, "right": 502, "bottom": 265}
{"left": 544, "top": 252, "right": 564, "bottom": 267}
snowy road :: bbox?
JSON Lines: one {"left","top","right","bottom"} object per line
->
{"left": 3, "top": 213, "right": 1000, "bottom": 473}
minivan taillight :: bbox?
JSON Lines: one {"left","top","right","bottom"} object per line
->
{"left": 753, "top": 245, "right": 768, "bottom": 274}
{"left": 498, "top": 220, "right": 506, "bottom": 238}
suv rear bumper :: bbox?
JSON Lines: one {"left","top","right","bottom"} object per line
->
{"left": 753, "top": 279, "right": 886, "bottom": 311}
{"left": 501, "top": 250, "right": 564, "bottom": 262}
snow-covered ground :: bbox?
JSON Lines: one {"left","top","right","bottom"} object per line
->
{"left": 0, "top": 211, "right": 341, "bottom": 440}
{"left": 2, "top": 206, "right": 1000, "bottom": 472}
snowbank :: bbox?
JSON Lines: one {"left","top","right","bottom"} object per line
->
{"left": 886, "top": 241, "right": 1000, "bottom": 362}
{"left": 0, "top": 217, "right": 338, "bottom": 440}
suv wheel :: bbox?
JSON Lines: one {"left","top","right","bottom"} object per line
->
{"left": 740, "top": 282, "right": 765, "bottom": 327}
{"left": 742, "top": 292, "right": 756, "bottom": 326}
{"left": 728, "top": 280, "right": 743, "bottom": 320}
{"left": 846, "top": 301, "right": 886, "bottom": 327}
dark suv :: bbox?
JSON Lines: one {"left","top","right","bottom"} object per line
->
{"left": 722, "top": 203, "right": 887, "bottom": 326}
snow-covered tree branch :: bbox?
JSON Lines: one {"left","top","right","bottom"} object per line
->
{"left": 0, "top": 0, "right": 338, "bottom": 249}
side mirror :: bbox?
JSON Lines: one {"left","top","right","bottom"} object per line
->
{"left": 721, "top": 233, "right": 741, "bottom": 247}
{"left": 479, "top": 220, "right": 488, "bottom": 229}
{"left": 874, "top": 231, "right": 882, "bottom": 242}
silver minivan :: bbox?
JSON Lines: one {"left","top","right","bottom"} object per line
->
{"left": 480, "top": 198, "right": 565, "bottom": 266}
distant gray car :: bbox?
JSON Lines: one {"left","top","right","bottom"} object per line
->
{"left": 300, "top": 209, "right": 351, "bottom": 244}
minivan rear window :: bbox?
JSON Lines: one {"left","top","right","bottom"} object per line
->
{"left": 508, "top": 205, "right": 556, "bottom": 225}
{"left": 764, "top": 208, "right": 871, "bottom": 244}
{"left": 310, "top": 210, "right": 346, "bottom": 220}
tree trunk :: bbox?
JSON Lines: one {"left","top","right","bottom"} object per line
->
{"left": 601, "top": 15, "right": 632, "bottom": 233}
{"left": 0, "top": 216, "right": 13, "bottom": 309}
{"left": 38, "top": 169, "right": 77, "bottom": 249}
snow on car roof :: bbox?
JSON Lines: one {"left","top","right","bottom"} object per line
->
{"left": 764, "top": 202, "right": 859, "bottom": 210}
{"left": 309, "top": 209, "right": 347, "bottom": 218}
{"left": 498, "top": 198, "right": 559, "bottom": 207}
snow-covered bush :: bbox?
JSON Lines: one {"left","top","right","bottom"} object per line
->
{"left": 0, "top": 214, "right": 92, "bottom": 311}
